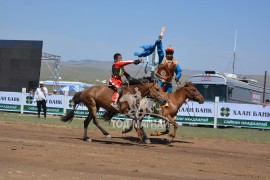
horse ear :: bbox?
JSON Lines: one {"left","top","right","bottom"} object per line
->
{"left": 186, "top": 81, "right": 193, "bottom": 86}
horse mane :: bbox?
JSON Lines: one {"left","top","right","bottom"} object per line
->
{"left": 176, "top": 81, "right": 193, "bottom": 91}
{"left": 126, "top": 76, "right": 156, "bottom": 85}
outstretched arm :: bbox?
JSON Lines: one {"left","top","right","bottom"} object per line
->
{"left": 114, "top": 59, "right": 142, "bottom": 68}
{"left": 114, "top": 60, "right": 134, "bottom": 68}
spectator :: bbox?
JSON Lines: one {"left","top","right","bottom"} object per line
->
{"left": 34, "top": 83, "right": 48, "bottom": 118}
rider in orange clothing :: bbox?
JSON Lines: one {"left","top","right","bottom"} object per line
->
{"left": 109, "top": 53, "right": 142, "bottom": 110}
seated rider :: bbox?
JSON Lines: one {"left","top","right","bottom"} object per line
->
{"left": 109, "top": 53, "right": 143, "bottom": 110}
{"left": 134, "top": 34, "right": 182, "bottom": 93}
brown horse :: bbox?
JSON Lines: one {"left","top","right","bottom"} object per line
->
{"left": 122, "top": 82, "right": 204, "bottom": 141}
{"left": 61, "top": 77, "right": 167, "bottom": 142}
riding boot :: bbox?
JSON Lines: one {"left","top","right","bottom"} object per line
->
{"left": 111, "top": 94, "right": 120, "bottom": 110}
{"left": 153, "top": 101, "right": 160, "bottom": 114}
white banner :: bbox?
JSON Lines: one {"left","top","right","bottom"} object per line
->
{"left": 0, "top": 92, "right": 21, "bottom": 105}
{"left": 219, "top": 102, "right": 270, "bottom": 121}
{"left": 0, "top": 91, "right": 22, "bottom": 112}
{"left": 177, "top": 101, "right": 214, "bottom": 117}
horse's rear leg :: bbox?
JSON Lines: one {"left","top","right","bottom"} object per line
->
{"left": 92, "top": 107, "right": 111, "bottom": 138}
{"left": 122, "top": 120, "right": 134, "bottom": 134}
{"left": 83, "top": 115, "right": 93, "bottom": 142}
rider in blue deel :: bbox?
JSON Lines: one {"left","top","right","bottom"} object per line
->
{"left": 134, "top": 28, "right": 182, "bottom": 93}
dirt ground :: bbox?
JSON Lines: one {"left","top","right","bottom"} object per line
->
{"left": 0, "top": 120, "right": 269, "bottom": 180}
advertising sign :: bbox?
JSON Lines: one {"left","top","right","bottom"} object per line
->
{"left": 0, "top": 92, "right": 21, "bottom": 112}
{"left": 218, "top": 103, "right": 270, "bottom": 128}
{"left": 175, "top": 102, "right": 215, "bottom": 125}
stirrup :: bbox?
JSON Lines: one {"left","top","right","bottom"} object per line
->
{"left": 111, "top": 102, "right": 119, "bottom": 110}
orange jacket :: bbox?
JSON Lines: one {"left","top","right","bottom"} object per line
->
{"left": 156, "top": 58, "right": 177, "bottom": 82}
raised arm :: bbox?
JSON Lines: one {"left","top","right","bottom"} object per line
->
{"left": 155, "top": 39, "right": 164, "bottom": 64}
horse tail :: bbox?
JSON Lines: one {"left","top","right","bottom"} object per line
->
{"left": 61, "top": 91, "right": 83, "bottom": 122}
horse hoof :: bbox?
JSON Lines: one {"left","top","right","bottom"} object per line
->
{"left": 106, "top": 135, "right": 112, "bottom": 138}
{"left": 83, "top": 137, "right": 92, "bottom": 142}
{"left": 145, "top": 139, "right": 151, "bottom": 144}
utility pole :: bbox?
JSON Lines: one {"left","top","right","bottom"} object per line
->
{"left": 232, "top": 29, "right": 237, "bottom": 74}
{"left": 263, "top": 71, "right": 267, "bottom": 103}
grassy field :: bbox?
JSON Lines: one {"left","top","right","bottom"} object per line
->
{"left": 0, "top": 111, "right": 269, "bottom": 144}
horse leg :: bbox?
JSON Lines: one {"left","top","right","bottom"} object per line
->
{"left": 140, "top": 125, "right": 151, "bottom": 144}
{"left": 92, "top": 107, "right": 111, "bottom": 138}
{"left": 83, "top": 114, "right": 93, "bottom": 142}
{"left": 150, "top": 121, "right": 170, "bottom": 136}
{"left": 134, "top": 118, "right": 144, "bottom": 143}
{"left": 167, "top": 116, "right": 178, "bottom": 142}
{"left": 122, "top": 120, "right": 134, "bottom": 134}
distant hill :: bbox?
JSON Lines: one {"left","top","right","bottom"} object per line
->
{"left": 40, "top": 60, "right": 270, "bottom": 87}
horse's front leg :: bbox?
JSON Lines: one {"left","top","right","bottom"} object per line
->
{"left": 150, "top": 121, "right": 170, "bottom": 136}
{"left": 134, "top": 118, "right": 144, "bottom": 143}
{"left": 167, "top": 115, "right": 178, "bottom": 142}
{"left": 140, "top": 125, "right": 151, "bottom": 144}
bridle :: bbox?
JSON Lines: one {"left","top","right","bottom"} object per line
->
{"left": 142, "top": 79, "right": 165, "bottom": 102}
{"left": 184, "top": 86, "right": 201, "bottom": 99}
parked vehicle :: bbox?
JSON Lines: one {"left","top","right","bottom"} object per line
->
{"left": 189, "top": 71, "right": 270, "bottom": 104}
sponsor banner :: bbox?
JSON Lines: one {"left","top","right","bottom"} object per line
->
{"left": 175, "top": 116, "right": 214, "bottom": 125}
{"left": 65, "top": 109, "right": 105, "bottom": 118}
{"left": 24, "top": 105, "right": 64, "bottom": 115}
{"left": 23, "top": 94, "right": 64, "bottom": 115}
{"left": 177, "top": 101, "right": 214, "bottom": 116}
{"left": 218, "top": 118, "right": 270, "bottom": 128}
{"left": 0, "top": 92, "right": 21, "bottom": 112}
{"left": 218, "top": 103, "right": 270, "bottom": 121}
{"left": 176, "top": 101, "right": 214, "bottom": 124}
{"left": 66, "top": 109, "right": 88, "bottom": 117}
{"left": 23, "top": 94, "right": 65, "bottom": 108}
{"left": 1, "top": 92, "right": 269, "bottom": 129}
{"left": 66, "top": 96, "right": 105, "bottom": 117}
{"left": 0, "top": 103, "right": 20, "bottom": 112}
{"left": 0, "top": 92, "right": 22, "bottom": 105}
{"left": 218, "top": 103, "right": 270, "bottom": 128}
{"left": 66, "top": 96, "right": 88, "bottom": 109}
{"left": 112, "top": 114, "right": 132, "bottom": 120}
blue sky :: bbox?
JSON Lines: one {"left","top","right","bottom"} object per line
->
{"left": 1, "top": 0, "right": 269, "bottom": 75}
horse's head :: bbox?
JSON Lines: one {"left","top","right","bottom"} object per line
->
{"left": 140, "top": 78, "right": 167, "bottom": 105}
{"left": 182, "top": 82, "right": 204, "bottom": 104}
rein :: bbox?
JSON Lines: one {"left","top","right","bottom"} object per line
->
{"left": 145, "top": 80, "right": 164, "bottom": 101}
{"left": 134, "top": 60, "right": 145, "bottom": 78}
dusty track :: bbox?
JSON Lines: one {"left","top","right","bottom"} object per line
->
{"left": 0, "top": 121, "right": 269, "bottom": 179}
